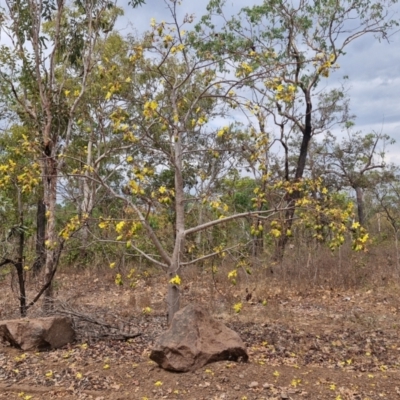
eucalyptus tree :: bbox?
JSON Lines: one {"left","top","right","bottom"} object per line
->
{"left": 195, "top": 0, "right": 399, "bottom": 259}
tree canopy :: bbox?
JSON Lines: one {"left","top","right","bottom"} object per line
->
{"left": 0, "top": 0, "right": 399, "bottom": 320}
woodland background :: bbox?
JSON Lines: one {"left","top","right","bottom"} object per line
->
{"left": 0, "top": 0, "right": 400, "bottom": 321}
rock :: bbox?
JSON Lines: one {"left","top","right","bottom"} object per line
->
{"left": 263, "top": 383, "right": 273, "bottom": 389}
{"left": 0, "top": 316, "right": 75, "bottom": 351}
{"left": 150, "top": 304, "right": 248, "bottom": 372}
{"left": 249, "top": 381, "right": 259, "bottom": 388}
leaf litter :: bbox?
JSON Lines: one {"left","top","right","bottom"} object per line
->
{"left": 1, "top": 275, "right": 400, "bottom": 399}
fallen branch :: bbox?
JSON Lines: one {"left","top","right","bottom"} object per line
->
{"left": 54, "top": 300, "right": 141, "bottom": 340}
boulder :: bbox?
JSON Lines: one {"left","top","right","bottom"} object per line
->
{"left": 0, "top": 316, "right": 75, "bottom": 351}
{"left": 150, "top": 304, "right": 248, "bottom": 372}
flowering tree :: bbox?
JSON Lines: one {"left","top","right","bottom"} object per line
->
{"left": 90, "top": 0, "right": 368, "bottom": 323}
{"left": 0, "top": 0, "right": 133, "bottom": 310}
{"left": 196, "top": 0, "right": 399, "bottom": 259}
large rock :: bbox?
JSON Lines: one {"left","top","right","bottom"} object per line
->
{"left": 0, "top": 316, "right": 75, "bottom": 351}
{"left": 150, "top": 304, "right": 248, "bottom": 372}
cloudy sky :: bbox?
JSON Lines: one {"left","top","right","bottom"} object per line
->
{"left": 116, "top": 0, "right": 400, "bottom": 162}
{"left": 1, "top": 0, "right": 397, "bottom": 161}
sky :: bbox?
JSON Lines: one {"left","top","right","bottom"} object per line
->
{"left": 116, "top": 0, "right": 400, "bottom": 163}
{"left": 0, "top": 0, "right": 398, "bottom": 161}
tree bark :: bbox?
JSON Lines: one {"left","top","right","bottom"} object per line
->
{"left": 167, "top": 101, "right": 185, "bottom": 325}
{"left": 274, "top": 89, "right": 313, "bottom": 262}
{"left": 42, "top": 154, "right": 59, "bottom": 313}
{"left": 16, "top": 188, "right": 27, "bottom": 316}
{"left": 355, "top": 186, "right": 365, "bottom": 226}
{"left": 33, "top": 197, "right": 46, "bottom": 276}
{"left": 79, "top": 134, "right": 95, "bottom": 262}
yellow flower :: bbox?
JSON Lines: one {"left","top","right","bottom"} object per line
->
{"left": 169, "top": 275, "right": 182, "bottom": 285}
{"left": 163, "top": 35, "right": 173, "bottom": 43}
{"left": 291, "top": 379, "right": 301, "bottom": 387}
{"left": 270, "top": 228, "right": 281, "bottom": 238}
{"left": 233, "top": 302, "right": 242, "bottom": 313}
{"left": 115, "top": 274, "right": 123, "bottom": 286}
{"left": 115, "top": 221, "right": 125, "bottom": 233}
{"left": 99, "top": 221, "right": 108, "bottom": 229}
{"left": 351, "top": 221, "right": 360, "bottom": 229}
{"left": 228, "top": 270, "right": 237, "bottom": 279}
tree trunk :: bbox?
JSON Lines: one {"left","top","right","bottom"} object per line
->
{"left": 79, "top": 135, "right": 95, "bottom": 263}
{"left": 251, "top": 219, "right": 263, "bottom": 258}
{"left": 42, "top": 156, "right": 59, "bottom": 313}
{"left": 355, "top": 186, "right": 365, "bottom": 226}
{"left": 167, "top": 102, "right": 185, "bottom": 325}
{"left": 16, "top": 188, "right": 27, "bottom": 317}
{"left": 273, "top": 89, "right": 313, "bottom": 262}
{"left": 167, "top": 262, "right": 181, "bottom": 325}
{"left": 33, "top": 197, "right": 46, "bottom": 276}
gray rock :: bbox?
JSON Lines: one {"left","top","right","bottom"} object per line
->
{"left": 0, "top": 316, "right": 75, "bottom": 350}
{"left": 150, "top": 304, "right": 248, "bottom": 372}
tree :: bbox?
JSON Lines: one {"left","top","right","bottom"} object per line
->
{"left": 196, "top": 0, "right": 399, "bottom": 259}
{"left": 0, "top": 125, "right": 41, "bottom": 316}
{"left": 88, "top": 0, "right": 367, "bottom": 323}
{"left": 89, "top": 0, "right": 289, "bottom": 323}
{"left": 375, "top": 174, "right": 400, "bottom": 272}
{"left": 0, "top": 0, "right": 131, "bottom": 311}
{"left": 321, "top": 130, "right": 395, "bottom": 226}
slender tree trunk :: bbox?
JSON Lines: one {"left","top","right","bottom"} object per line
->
{"left": 79, "top": 135, "right": 95, "bottom": 262}
{"left": 16, "top": 188, "right": 27, "bottom": 317}
{"left": 167, "top": 105, "right": 185, "bottom": 325}
{"left": 33, "top": 196, "right": 46, "bottom": 276}
{"left": 355, "top": 186, "right": 365, "bottom": 226}
{"left": 167, "top": 243, "right": 182, "bottom": 325}
{"left": 42, "top": 155, "right": 59, "bottom": 313}
{"left": 273, "top": 89, "right": 313, "bottom": 262}
{"left": 251, "top": 218, "right": 263, "bottom": 258}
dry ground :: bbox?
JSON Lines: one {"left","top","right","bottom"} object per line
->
{"left": 1, "top": 268, "right": 400, "bottom": 400}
